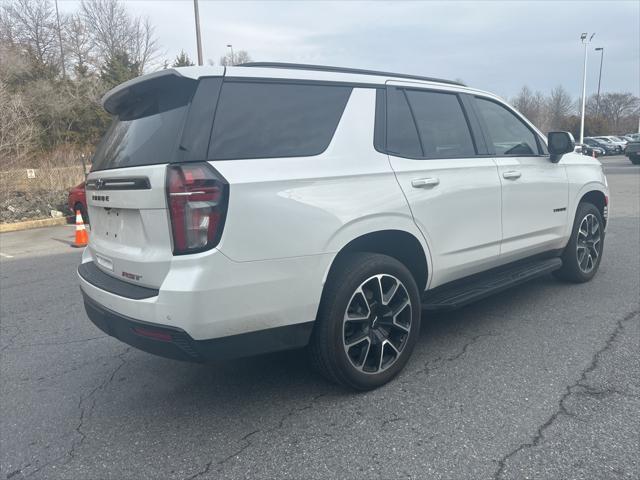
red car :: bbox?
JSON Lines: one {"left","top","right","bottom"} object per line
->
{"left": 68, "top": 181, "right": 88, "bottom": 223}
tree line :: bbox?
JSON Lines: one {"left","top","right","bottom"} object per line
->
{"left": 0, "top": 0, "right": 252, "bottom": 168}
{"left": 511, "top": 85, "right": 638, "bottom": 139}
{"left": 1, "top": 0, "right": 638, "bottom": 170}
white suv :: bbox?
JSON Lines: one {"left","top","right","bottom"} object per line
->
{"left": 79, "top": 63, "right": 609, "bottom": 389}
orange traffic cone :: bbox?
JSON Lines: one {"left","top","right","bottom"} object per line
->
{"left": 72, "top": 210, "right": 89, "bottom": 248}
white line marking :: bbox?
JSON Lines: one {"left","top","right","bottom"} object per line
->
{"left": 0, "top": 252, "right": 14, "bottom": 258}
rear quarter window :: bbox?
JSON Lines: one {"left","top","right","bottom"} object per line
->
{"left": 208, "top": 81, "right": 352, "bottom": 160}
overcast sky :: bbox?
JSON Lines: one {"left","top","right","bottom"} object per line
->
{"left": 59, "top": 0, "right": 639, "bottom": 100}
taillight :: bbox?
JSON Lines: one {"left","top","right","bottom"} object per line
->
{"left": 166, "top": 163, "right": 228, "bottom": 255}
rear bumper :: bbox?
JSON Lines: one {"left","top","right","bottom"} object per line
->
{"left": 82, "top": 291, "right": 313, "bottom": 363}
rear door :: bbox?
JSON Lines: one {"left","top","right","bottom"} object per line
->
{"left": 86, "top": 70, "right": 222, "bottom": 288}
{"left": 472, "top": 96, "right": 568, "bottom": 260}
{"left": 384, "top": 83, "right": 502, "bottom": 288}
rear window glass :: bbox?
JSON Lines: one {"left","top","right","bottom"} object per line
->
{"left": 208, "top": 82, "right": 352, "bottom": 160}
{"left": 92, "top": 81, "right": 194, "bottom": 171}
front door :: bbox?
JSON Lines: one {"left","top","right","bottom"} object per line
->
{"left": 472, "top": 96, "right": 568, "bottom": 260}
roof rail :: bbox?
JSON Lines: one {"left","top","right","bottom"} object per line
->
{"left": 237, "top": 62, "right": 465, "bottom": 87}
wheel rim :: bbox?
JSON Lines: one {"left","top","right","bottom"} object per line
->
{"left": 576, "top": 213, "right": 601, "bottom": 274}
{"left": 342, "top": 274, "right": 412, "bottom": 374}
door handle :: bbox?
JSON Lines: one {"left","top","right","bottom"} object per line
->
{"left": 411, "top": 177, "right": 440, "bottom": 188}
{"left": 502, "top": 171, "right": 522, "bottom": 180}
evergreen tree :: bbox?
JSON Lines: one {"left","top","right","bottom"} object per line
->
{"left": 99, "top": 51, "right": 139, "bottom": 88}
{"left": 172, "top": 50, "right": 194, "bottom": 67}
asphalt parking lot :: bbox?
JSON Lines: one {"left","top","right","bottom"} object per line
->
{"left": 1, "top": 155, "right": 638, "bottom": 480}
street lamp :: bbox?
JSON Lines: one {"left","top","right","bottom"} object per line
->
{"left": 579, "top": 32, "right": 595, "bottom": 144}
{"left": 227, "top": 44, "right": 234, "bottom": 66}
{"left": 595, "top": 47, "right": 604, "bottom": 116}
{"left": 193, "top": 0, "right": 203, "bottom": 65}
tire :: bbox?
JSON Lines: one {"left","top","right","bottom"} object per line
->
{"left": 554, "top": 202, "right": 604, "bottom": 283}
{"left": 308, "top": 252, "right": 421, "bottom": 390}
{"left": 629, "top": 154, "right": 640, "bottom": 165}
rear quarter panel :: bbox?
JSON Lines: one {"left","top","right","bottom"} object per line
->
{"left": 211, "top": 88, "right": 424, "bottom": 263}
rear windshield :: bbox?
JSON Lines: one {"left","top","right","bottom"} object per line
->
{"left": 91, "top": 80, "right": 195, "bottom": 171}
{"left": 208, "top": 81, "right": 352, "bottom": 160}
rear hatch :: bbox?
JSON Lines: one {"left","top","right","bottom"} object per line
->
{"left": 86, "top": 69, "right": 224, "bottom": 289}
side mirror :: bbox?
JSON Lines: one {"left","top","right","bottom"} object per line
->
{"left": 547, "top": 131, "right": 575, "bottom": 163}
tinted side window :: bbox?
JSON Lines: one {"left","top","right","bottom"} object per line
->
{"left": 208, "top": 82, "right": 351, "bottom": 160}
{"left": 475, "top": 97, "right": 539, "bottom": 156}
{"left": 405, "top": 90, "right": 476, "bottom": 158}
{"left": 386, "top": 87, "right": 422, "bottom": 158}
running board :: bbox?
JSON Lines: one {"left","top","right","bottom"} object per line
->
{"left": 421, "top": 257, "right": 562, "bottom": 311}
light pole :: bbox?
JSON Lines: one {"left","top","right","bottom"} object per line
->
{"left": 227, "top": 44, "right": 234, "bottom": 66}
{"left": 579, "top": 32, "right": 595, "bottom": 144}
{"left": 595, "top": 47, "right": 604, "bottom": 116}
{"left": 193, "top": 0, "right": 203, "bottom": 66}
{"left": 54, "top": 0, "right": 66, "bottom": 78}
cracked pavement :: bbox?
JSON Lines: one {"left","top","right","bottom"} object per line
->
{"left": 1, "top": 160, "right": 638, "bottom": 479}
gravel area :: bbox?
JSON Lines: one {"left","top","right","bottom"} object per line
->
{"left": 0, "top": 190, "right": 71, "bottom": 223}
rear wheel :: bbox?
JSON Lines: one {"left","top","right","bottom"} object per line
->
{"left": 554, "top": 202, "right": 604, "bottom": 283}
{"left": 629, "top": 153, "right": 640, "bottom": 165}
{"left": 309, "top": 253, "right": 421, "bottom": 390}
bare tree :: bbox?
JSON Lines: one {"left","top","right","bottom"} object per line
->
{"left": 81, "top": 0, "right": 158, "bottom": 73}
{"left": 598, "top": 93, "right": 639, "bottom": 131}
{"left": 219, "top": 50, "right": 252, "bottom": 66}
{"left": 0, "top": 81, "right": 40, "bottom": 166}
{"left": 2, "top": 0, "right": 60, "bottom": 74}
{"left": 512, "top": 86, "right": 547, "bottom": 130}
{"left": 546, "top": 85, "right": 574, "bottom": 130}
{"left": 64, "top": 13, "right": 93, "bottom": 77}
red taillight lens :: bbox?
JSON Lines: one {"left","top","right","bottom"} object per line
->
{"left": 166, "top": 163, "right": 228, "bottom": 255}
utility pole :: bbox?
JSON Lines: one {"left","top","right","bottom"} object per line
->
{"left": 193, "top": 0, "right": 203, "bottom": 66}
{"left": 579, "top": 32, "right": 595, "bottom": 144}
{"left": 54, "top": 0, "right": 66, "bottom": 78}
{"left": 595, "top": 47, "right": 604, "bottom": 116}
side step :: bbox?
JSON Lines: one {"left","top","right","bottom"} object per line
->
{"left": 422, "top": 257, "right": 562, "bottom": 311}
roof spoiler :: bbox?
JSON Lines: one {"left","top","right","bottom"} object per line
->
{"left": 101, "top": 69, "right": 197, "bottom": 115}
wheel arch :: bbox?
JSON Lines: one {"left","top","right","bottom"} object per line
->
{"left": 323, "top": 229, "right": 430, "bottom": 293}
{"left": 577, "top": 188, "right": 608, "bottom": 228}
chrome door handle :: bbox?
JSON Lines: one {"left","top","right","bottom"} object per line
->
{"left": 411, "top": 177, "right": 440, "bottom": 188}
{"left": 502, "top": 171, "right": 522, "bottom": 180}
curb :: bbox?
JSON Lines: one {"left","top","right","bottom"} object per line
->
{"left": 0, "top": 217, "right": 69, "bottom": 233}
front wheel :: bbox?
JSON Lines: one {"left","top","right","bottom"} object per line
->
{"left": 629, "top": 153, "right": 640, "bottom": 165}
{"left": 308, "top": 253, "right": 421, "bottom": 390}
{"left": 554, "top": 202, "right": 604, "bottom": 283}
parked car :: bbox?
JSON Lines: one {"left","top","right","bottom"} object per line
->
{"left": 576, "top": 143, "right": 605, "bottom": 157}
{"left": 78, "top": 63, "right": 609, "bottom": 390}
{"left": 594, "top": 136, "right": 625, "bottom": 153}
{"left": 584, "top": 137, "right": 618, "bottom": 155}
{"left": 67, "top": 181, "right": 88, "bottom": 223}
{"left": 623, "top": 139, "right": 640, "bottom": 164}
{"left": 623, "top": 133, "right": 640, "bottom": 142}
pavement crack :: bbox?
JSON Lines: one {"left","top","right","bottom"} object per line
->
{"left": 492, "top": 309, "right": 638, "bottom": 480}
{"left": 444, "top": 333, "right": 497, "bottom": 362}
{"left": 24, "top": 348, "right": 131, "bottom": 478}
{"left": 68, "top": 348, "right": 131, "bottom": 459}
{"left": 187, "top": 393, "right": 328, "bottom": 479}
